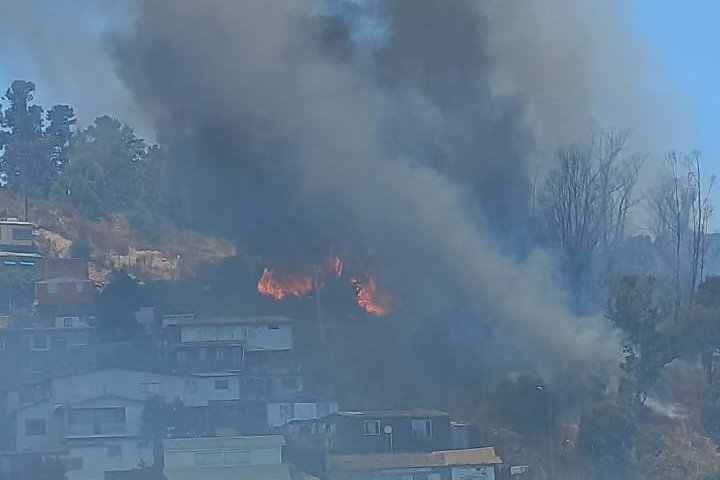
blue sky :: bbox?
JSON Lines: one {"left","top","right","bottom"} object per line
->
{"left": 629, "top": 0, "right": 720, "bottom": 165}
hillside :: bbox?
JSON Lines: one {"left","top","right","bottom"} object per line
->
{"left": 0, "top": 189, "right": 236, "bottom": 284}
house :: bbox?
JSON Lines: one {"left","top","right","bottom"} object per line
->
{"left": 163, "top": 435, "right": 291, "bottom": 480}
{"left": 0, "top": 219, "right": 36, "bottom": 254}
{"left": 325, "top": 411, "right": 454, "bottom": 455}
{"left": 266, "top": 396, "right": 339, "bottom": 428}
{"left": 35, "top": 277, "right": 94, "bottom": 312}
{"left": 0, "top": 323, "right": 98, "bottom": 397}
{"left": 14, "top": 394, "right": 154, "bottom": 480}
{"left": 161, "top": 315, "right": 294, "bottom": 373}
{"left": 326, "top": 447, "right": 503, "bottom": 480}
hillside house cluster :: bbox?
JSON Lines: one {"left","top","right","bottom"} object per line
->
{"left": 0, "top": 219, "right": 509, "bottom": 479}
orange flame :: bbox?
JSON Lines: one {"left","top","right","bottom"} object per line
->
{"left": 257, "top": 268, "right": 314, "bottom": 300}
{"left": 352, "top": 276, "right": 392, "bottom": 316}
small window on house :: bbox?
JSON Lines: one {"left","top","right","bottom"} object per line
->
{"left": 47, "top": 283, "right": 58, "bottom": 294}
{"left": 63, "top": 318, "right": 74, "bottom": 328}
{"left": 184, "top": 380, "right": 198, "bottom": 394}
{"left": 363, "top": 420, "right": 381, "bottom": 436}
{"left": 214, "top": 379, "right": 230, "bottom": 390}
{"left": 107, "top": 444, "right": 122, "bottom": 457}
{"left": 25, "top": 419, "right": 46, "bottom": 435}
{"left": 19, "top": 260, "right": 34, "bottom": 266}
{"left": 268, "top": 325, "right": 280, "bottom": 330}
{"left": 30, "top": 334, "right": 49, "bottom": 351}
{"left": 411, "top": 419, "right": 433, "bottom": 439}
{"left": 75, "top": 283, "right": 84, "bottom": 293}
{"left": 3, "top": 260, "right": 16, "bottom": 266}
{"left": 281, "top": 377, "right": 299, "bottom": 391}
{"left": 64, "top": 458, "right": 83, "bottom": 470}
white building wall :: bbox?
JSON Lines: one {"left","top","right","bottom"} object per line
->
{"left": 62, "top": 439, "right": 154, "bottom": 480}
{"left": 15, "top": 402, "right": 64, "bottom": 451}
{"left": 246, "top": 324, "right": 292, "bottom": 351}
{"left": 50, "top": 369, "right": 240, "bottom": 407}
{"left": 451, "top": 466, "right": 495, "bottom": 480}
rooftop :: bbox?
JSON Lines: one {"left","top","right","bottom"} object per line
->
{"left": 327, "top": 447, "right": 502, "bottom": 471}
{"left": 329, "top": 410, "right": 450, "bottom": 419}
{"left": 36, "top": 276, "right": 92, "bottom": 284}
{"left": 163, "top": 315, "right": 294, "bottom": 327}
{"left": 164, "top": 435, "right": 286, "bottom": 451}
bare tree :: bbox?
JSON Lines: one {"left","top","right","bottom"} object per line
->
{"left": 539, "top": 129, "right": 644, "bottom": 289}
{"left": 647, "top": 150, "right": 714, "bottom": 316}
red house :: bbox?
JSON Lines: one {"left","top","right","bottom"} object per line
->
{"left": 34, "top": 277, "right": 94, "bottom": 307}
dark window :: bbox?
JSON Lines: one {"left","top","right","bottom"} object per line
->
{"left": 363, "top": 419, "right": 381, "bottom": 436}
{"left": 411, "top": 419, "right": 433, "bottom": 438}
{"left": 214, "top": 379, "right": 230, "bottom": 390}
{"left": 12, "top": 228, "right": 32, "bottom": 241}
{"left": 25, "top": 419, "right": 46, "bottom": 435}
{"left": 268, "top": 325, "right": 280, "bottom": 330}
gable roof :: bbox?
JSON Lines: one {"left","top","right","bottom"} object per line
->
{"left": 162, "top": 315, "right": 294, "bottom": 327}
{"left": 327, "top": 447, "right": 502, "bottom": 471}
{"left": 329, "top": 410, "right": 450, "bottom": 419}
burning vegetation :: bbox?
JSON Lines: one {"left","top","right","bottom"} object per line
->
{"left": 256, "top": 254, "right": 392, "bottom": 316}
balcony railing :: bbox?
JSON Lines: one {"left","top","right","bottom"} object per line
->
{"left": 67, "top": 422, "right": 127, "bottom": 437}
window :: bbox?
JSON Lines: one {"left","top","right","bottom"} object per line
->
{"left": 12, "top": 228, "right": 32, "bottom": 241}
{"left": 47, "top": 283, "right": 58, "bottom": 294}
{"left": 279, "top": 403, "right": 295, "bottom": 420}
{"left": 75, "top": 283, "right": 85, "bottom": 293}
{"left": 25, "top": 419, "right": 46, "bottom": 435}
{"left": 139, "top": 382, "right": 162, "bottom": 396}
{"left": 281, "top": 377, "right": 299, "bottom": 391}
{"left": 19, "top": 260, "right": 34, "bottom": 266}
{"left": 214, "top": 379, "right": 230, "bottom": 390}
{"left": 195, "top": 451, "right": 222, "bottom": 466}
{"left": 67, "top": 332, "right": 88, "bottom": 346}
{"left": 268, "top": 325, "right": 280, "bottom": 330}
{"left": 363, "top": 419, "right": 381, "bottom": 436}
{"left": 3, "top": 260, "right": 16, "bottom": 266}
{"left": 107, "top": 444, "right": 122, "bottom": 457}
{"left": 411, "top": 419, "right": 433, "bottom": 439}
{"left": 184, "top": 380, "right": 198, "bottom": 394}
{"left": 31, "top": 334, "right": 49, "bottom": 351}
{"left": 224, "top": 450, "right": 251, "bottom": 465}
{"left": 63, "top": 318, "right": 74, "bottom": 328}
{"left": 64, "top": 458, "right": 83, "bottom": 470}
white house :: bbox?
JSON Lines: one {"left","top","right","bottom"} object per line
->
{"left": 163, "top": 435, "right": 290, "bottom": 480}
{"left": 14, "top": 394, "right": 154, "bottom": 480}
{"left": 49, "top": 368, "right": 240, "bottom": 407}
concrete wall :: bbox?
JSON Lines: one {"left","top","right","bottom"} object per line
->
{"left": 62, "top": 439, "right": 154, "bottom": 480}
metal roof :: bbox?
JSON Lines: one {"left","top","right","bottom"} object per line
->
{"left": 327, "top": 447, "right": 502, "bottom": 471}
{"left": 163, "top": 315, "right": 294, "bottom": 327}
{"left": 329, "top": 410, "right": 451, "bottom": 419}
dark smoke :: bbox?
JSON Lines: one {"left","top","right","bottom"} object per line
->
{"left": 111, "top": 0, "right": 622, "bottom": 377}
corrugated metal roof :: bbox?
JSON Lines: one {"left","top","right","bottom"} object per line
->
{"left": 165, "top": 464, "right": 291, "bottom": 480}
{"left": 163, "top": 315, "right": 294, "bottom": 327}
{"left": 164, "top": 435, "right": 286, "bottom": 451}
{"left": 329, "top": 410, "right": 450, "bottom": 419}
{"left": 327, "top": 448, "right": 502, "bottom": 471}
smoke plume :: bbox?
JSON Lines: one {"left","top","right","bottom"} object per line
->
{"left": 109, "top": 0, "right": 623, "bottom": 378}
